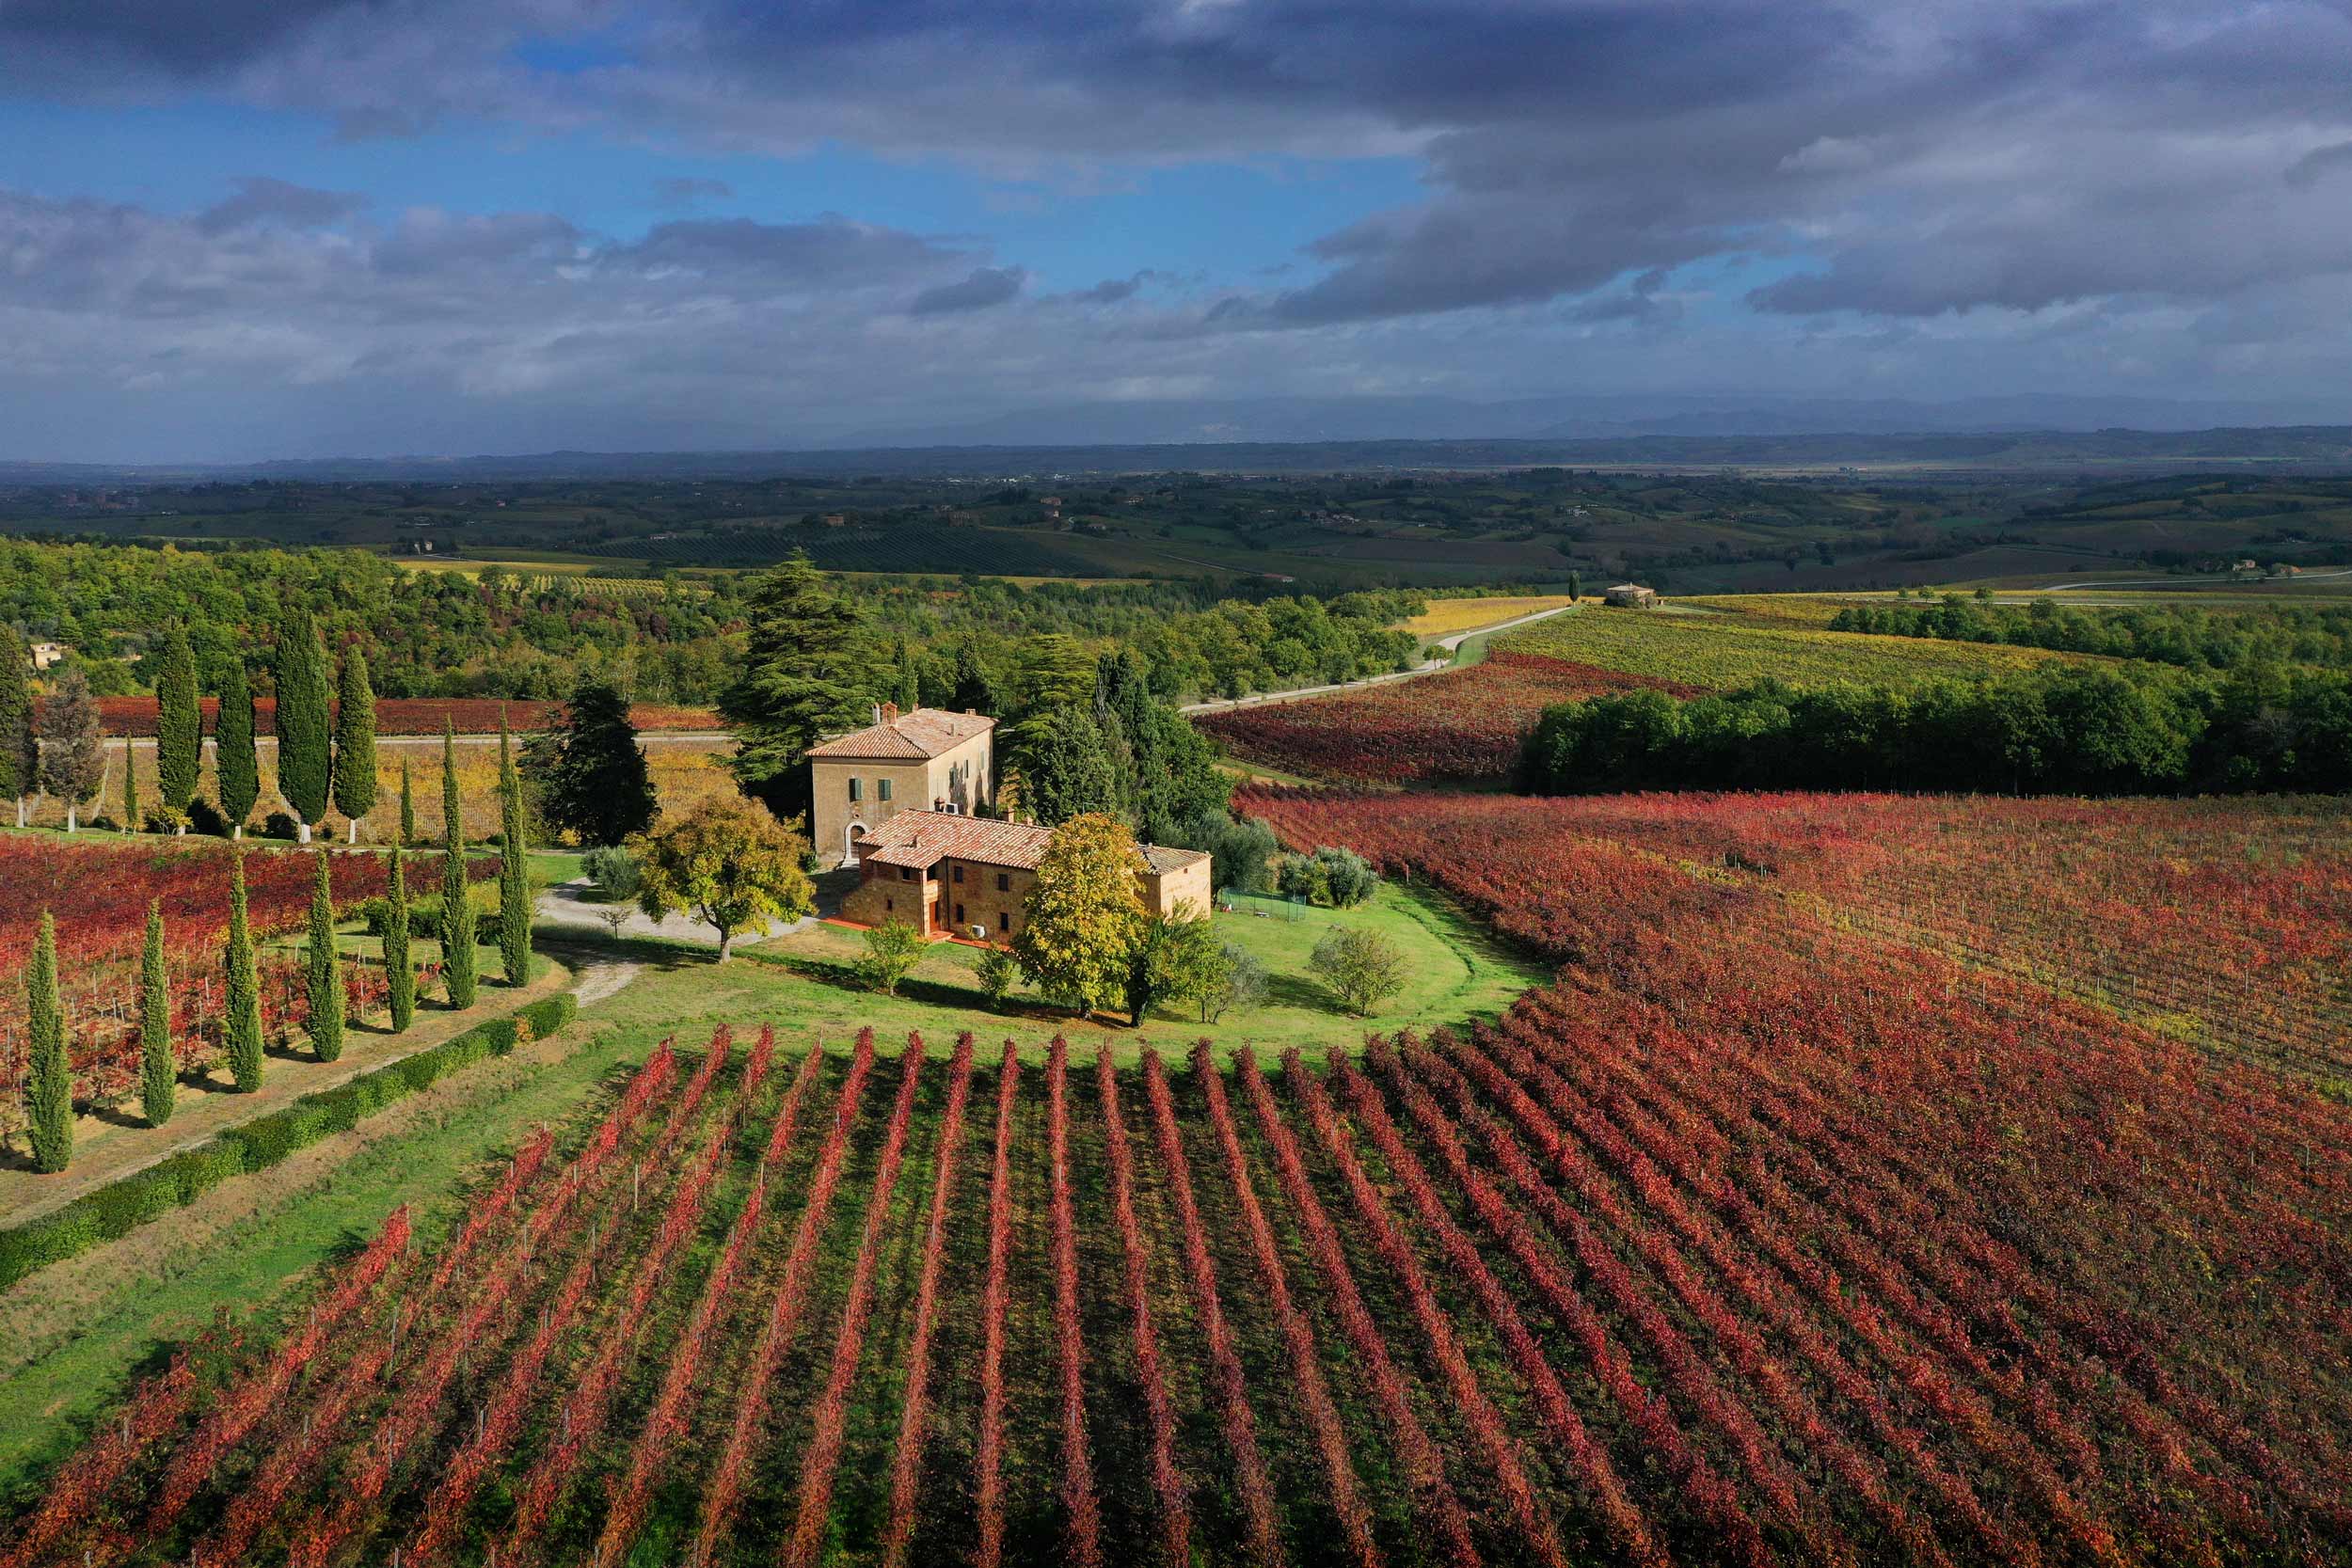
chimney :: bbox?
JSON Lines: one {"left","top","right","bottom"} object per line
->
{"left": 882, "top": 701, "right": 900, "bottom": 723}
{"left": 871, "top": 702, "right": 882, "bottom": 725}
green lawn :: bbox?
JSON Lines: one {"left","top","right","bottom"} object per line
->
{"left": 712, "top": 879, "right": 1544, "bottom": 1065}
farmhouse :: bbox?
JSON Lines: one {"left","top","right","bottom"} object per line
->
{"left": 808, "top": 704, "right": 995, "bottom": 863}
{"left": 29, "top": 641, "right": 68, "bottom": 670}
{"left": 839, "top": 810, "right": 1212, "bottom": 941}
{"left": 1603, "top": 583, "right": 1659, "bottom": 609}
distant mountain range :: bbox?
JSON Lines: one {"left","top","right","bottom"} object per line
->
{"left": 833, "top": 392, "right": 2352, "bottom": 448}
{"left": 6, "top": 401, "right": 2352, "bottom": 484}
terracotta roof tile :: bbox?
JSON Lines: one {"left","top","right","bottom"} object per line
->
{"left": 808, "top": 706, "right": 995, "bottom": 760}
{"left": 851, "top": 811, "right": 1201, "bottom": 876}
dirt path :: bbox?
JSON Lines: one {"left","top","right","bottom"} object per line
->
{"left": 1178, "top": 601, "right": 1578, "bottom": 716}
{"left": 0, "top": 959, "right": 571, "bottom": 1227}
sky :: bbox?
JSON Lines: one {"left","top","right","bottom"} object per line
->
{"left": 3, "top": 0, "right": 2351, "bottom": 461}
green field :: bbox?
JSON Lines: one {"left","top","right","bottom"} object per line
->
{"left": 1502, "top": 601, "right": 2101, "bottom": 687}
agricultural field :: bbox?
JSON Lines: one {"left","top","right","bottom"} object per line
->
{"left": 1235, "top": 784, "right": 2352, "bottom": 1563}
{"left": 1399, "top": 594, "right": 1582, "bottom": 641}
{"left": 18, "top": 735, "right": 734, "bottom": 841}
{"left": 1198, "top": 652, "right": 1702, "bottom": 787}
{"left": 87, "top": 697, "right": 719, "bottom": 738}
{"left": 1502, "top": 603, "right": 2100, "bottom": 688}
{"left": 0, "top": 836, "right": 495, "bottom": 1152}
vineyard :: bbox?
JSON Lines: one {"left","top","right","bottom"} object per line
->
{"left": 0, "top": 839, "right": 483, "bottom": 1130}
{"left": 1502, "top": 606, "right": 2095, "bottom": 689}
{"left": 1242, "top": 787, "right": 2352, "bottom": 1086}
{"left": 570, "top": 524, "right": 1106, "bottom": 577}
{"left": 87, "top": 698, "right": 720, "bottom": 738}
{"left": 10, "top": 966, "right": 2350, "bottom": 1567}
{"left": 1199, "top": 651, "right": 1701, "bottom": 786}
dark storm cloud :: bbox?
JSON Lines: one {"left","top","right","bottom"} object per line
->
{"left": 909, "top": 266, "right": 1025, "bottom": 315}
{"left": 196, "top": 177, "right": 366, "bottom": 234}
{"left": 0, "top": 0, "right": 367, "bottom": 75}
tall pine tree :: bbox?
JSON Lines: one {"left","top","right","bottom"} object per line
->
{"left": 0, "top": 628, "right": 32, "bottom": 829}
{"left": 140, "top": 900, "right": 174, "bottom": 1126}
{"left": 305, "top": 851, "right": 344, "bottom": 1061}
{"left": 719, "top": 553, "right": 866, "bottom": 828}
{"left": 439, "top": 723, "right": 478, "bottom": 1009}
{"left": 384, "top": 847, "right": 414, "bottom": 1032}
{"left": 215, "top": 663, "right": 260, "bottom": 837}
{"left": 224, "top": 856, "right": 263, "bottom": 1092}
{"left": 332, "top": 648, "right": 377, "bottom": 842}
{"left": 497, "top": 714, "right": 532, "bottom": 986}
{"left": 26, "top": 912, "right": 71, "bottom": 1173}
{"left": 274, "top": 610, "right": 333, "bottom": 842}
{"left": 153, "top": 623, "right": 201, "bottom": 816}
{"left": 519, "top": 679, "right": 655, "bottom": 847}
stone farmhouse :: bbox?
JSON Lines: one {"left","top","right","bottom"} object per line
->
{"left": 807, "top": 704, "right": 995, "bottom": 864}
{"left": 839, "top": 811, "right": 1212, "bottom": 942}
{"left": 811, "top": 706, "right": 1211, "bottom": 942}
{"left": 1604, "top": 583, "right": 1659, "bottom": 609}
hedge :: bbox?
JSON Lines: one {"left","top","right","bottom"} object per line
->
{"left": 0, "top": 990, "right": 577, "bottom": 1291}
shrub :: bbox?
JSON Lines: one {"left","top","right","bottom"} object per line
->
{"left": 859, "top": 919, "right": 929, "bottom": 995}
{"left": 582, "top": 845, "right": 642, "bottom": 901}
{"left": 186, "top": 798, "right": 230, "bottom": 837}
{"left": 976, "top": 946, "right": 1020, "bottom": 1009}
{"left": 1311, "top": 846, "right": 1380, "bottom": 908}
{"left": 261, "top": 811, "right": 301, "bottom": 842}
{"left": 1308, "top": 927, "right": 1407, "bottom": 1017}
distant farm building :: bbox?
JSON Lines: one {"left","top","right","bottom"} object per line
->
{"left": 29, "top": 641, "right": 68, "bottom": 670}
{"left": 839, "top": 811, "right": 1210, "bottom": 942}
{"left": 1604, "top": 584, "right": 1659, "bottom": 609}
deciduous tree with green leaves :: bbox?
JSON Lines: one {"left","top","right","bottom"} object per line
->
{"left": 629, "top": 796, "right": 815, "bottom": 962}
{"left": 439, "top": 723, "right": 478, "bottom": 1009}
{"left": 224, "top": 858, "right": 263, "bottom": 1091}
{"left": 720, "top": 553, "right": 866, "bottom": 829}
{"left": 37, "top": 668, "right": 104, "bottom": 832}
{"left": 1012, "top": 812, "right": 1144, "bottom": 1018}
{"left": 274, "top": 610, "right": 334, "bottom": 842}
{"left": 383, "top": 847, "right": 414, "bottom": 1032}
{"left": 26, "top": 912, "right": 71, "bottom": 1173}
{"left": 153, "top": 623, "right": 201, "bottom": 816}
{"left": 858, "top": 917, "right": 928, "bottom": 994}
{"left": 215, "top": 663, "right": 260, "bottom": 836}
{"left": 140, "top": 900, "right": 173, "bottom": 1126}
{"left": 1308, "top": 926, "right": 1406, "bottom": 1017}
{"left": 305, "top": 851, "right": 344, "bottom": 1061}
{"left": 497, "top": 714, "right": 532, "bottom": 985}
{"left": 332, "top": 647, "right": 378, "bottom": 841}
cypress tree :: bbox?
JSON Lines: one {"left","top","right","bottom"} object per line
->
{"left": 26, "top": 912, "right": 71, "bottom": 1174}
{"left": 216, "top": 664, "right": 260, "bottom": 836}
{"left": 121, "top": 737, "right": 139, "bottom": 832}
{"left": 497, "top": 714, "right": 532, "bottom": 986}
{"left": 153, "top": 623, "right": 201, "bottom": 816}
{"left": 140, "top": 900, "right": 174, "bottom": 1126}
{"left": 439, "top": 723, "right": 478, "bottom": 1009}
{"left": 399, "top": 759, "right": 416, "bottom": 846}
{"left": 224, "top": 856, "right": 263, "bottom": 1091}
{"left": 332, "top": 648, "right": 378, "bottom": 842}
{"left": 274, "top": 610, "right": 333, "bottom": 842}
{"left": 384, "top": 847, "right": 414, "bottom": 1032}
{"left": 0, "top": 628, "right": 32, "bottom": 829}
{"left": 305, "top": 851, "right": 344, "bottom": 1062}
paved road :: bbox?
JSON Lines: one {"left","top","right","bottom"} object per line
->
{"left": 2027, "top": 567, "right": 2352, "bottom": 593}
{"left": 534, "top": 877, "right": 818, "bottom": 950}
{"left": 1179, "top": 602, "right": 1578, "bottom": 717}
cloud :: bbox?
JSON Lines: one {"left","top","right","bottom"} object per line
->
{"left": 197, "top": 176, "right": 366, "bottom": 234}
{"left": 2285, "top": 140, "right": 2352, "bottom": 189}
{"left": 909, "top": 265, "right": 1025, "bottom": 314}
{"left": 652, "top": 176, "right": 734, "bottom": 207}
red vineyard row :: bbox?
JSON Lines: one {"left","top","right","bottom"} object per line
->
{"left": 9, "top": 1007, "right": 2347, "bottom": 1567}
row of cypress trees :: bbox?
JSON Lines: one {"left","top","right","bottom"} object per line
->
{"left": 22, "top": 721, "right": 531, "bottom": 1172}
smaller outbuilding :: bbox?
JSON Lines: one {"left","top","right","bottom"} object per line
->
{"left": 1603, "top": 583, "right": 1659, "bottom": 609}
